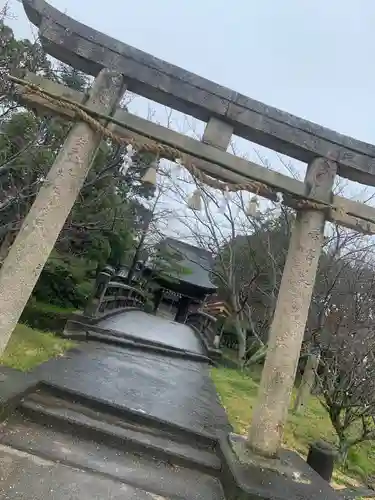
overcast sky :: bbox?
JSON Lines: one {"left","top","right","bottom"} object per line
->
{"left": 6, "top": 0, "right": 375, "bottom": 229}
{"left": 9, "top": 0, "right": 375, "bottom": 145}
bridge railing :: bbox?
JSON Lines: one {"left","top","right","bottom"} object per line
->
{"left": 97, "top": 282, "right": 147, "bottom": 316}
{"left": 84, "top": 268, "right": 147, "bottom": 319}
{"left": 185, "top": 310, "right": 218, "bottom": 353}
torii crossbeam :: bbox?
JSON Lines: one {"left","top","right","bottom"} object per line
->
{"left": 23, "top": 0, "right": 375, "bottom": 186}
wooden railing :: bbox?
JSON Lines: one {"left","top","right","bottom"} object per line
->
{"left": 84, "top": 268, "right": 147, "bottom": 319}
{"left": 97, "top": 282, "right": 146, "bottom": 316}
{"left": 185, "top": 310, "right": 218, "bottom": 350}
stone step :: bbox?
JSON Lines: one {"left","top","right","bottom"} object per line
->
{"left": 0, "top": 416, "right": 225, "bottom": 500}
{"left": 19, "top": 389, "right": 222, "bottom": 477}
{"left": 31, "top": 382, "right": 216, "bottom": 450}
{"left": 0, "top": 442, "right": 171, "bottom": 500}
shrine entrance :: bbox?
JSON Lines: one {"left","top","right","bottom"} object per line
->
{"left": 1, "top": 0, "right": 375, "bottom": 463}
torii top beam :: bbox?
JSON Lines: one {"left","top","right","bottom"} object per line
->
{"left": 22, "top": 0, "right": 375, "bottom": 186}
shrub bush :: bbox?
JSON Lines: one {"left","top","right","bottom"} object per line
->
{"left": 32, "top": 253, "right": 95, "bottom": 309}
{"left": 20, "top": 301, "right": 76, "bottom": 333}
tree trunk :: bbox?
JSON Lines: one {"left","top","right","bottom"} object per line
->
{"left": 338, "top": 440, "right": 349, "bottom": 465}
{"left": 229, "top": 294, "right": 247, "bottom": 367}
{"left": 237, "top": 332, "right": 246, "bottom": 367}
{"left": 127, "top": 232, "right": 146, "bottom": 284}
{"left": 235, "top": 317, "right": 246, "bottom": 368}
{"left": 294, "top": 351, "right": 320, "bottom": 413}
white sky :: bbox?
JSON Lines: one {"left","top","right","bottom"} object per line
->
{"left": 6, "top": 0, "right": 375, "bottom": 240}
{"left": 9, "top": 0, "right": 375, "bottom": 142}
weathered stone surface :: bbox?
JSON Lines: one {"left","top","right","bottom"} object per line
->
{"left": 1, "top": 417, "right": 224, "bottom": 500}
{"left": 19, "top": 391, "right": 221, "bottom": 472}
{"left": 18, "top": 72, "right": 375, "bottom": 235}
{"left": 0, "top": 326, "right": 228, "bottom": 498}
{"left": 202, "top": 117, "right": 233, "bottom": 150}
{"left": 32, "top": 341, "right": 230, "bottom": 438}
{"left": 248, "top": 158, "right": 337, "bottom": 456}
{"left": 0, "top": 366, "right": 37, "bottom": 409}
{"left": 0, "top": 443, "right": 173, "bottom": 499}
{"left": 220, "top": 435, "right": 342, "bottom": 500}
{"left": 98, "top": 310, "right": 205, "bottom": 355}
{"left": 0, "top": 316, "right": 346, "bottom": 500}
{"left": 22, "top": 0, "right": 375, "bottom": 185}
{"left": 0, "top": 68, "right": 125, "bottom": 355}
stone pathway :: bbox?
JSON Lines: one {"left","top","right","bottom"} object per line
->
{"left": 32, "top": 341, "right": 230, "bottom": 438}
{"left": 1, "top": 443, "right": 169, "bottom": 500}
{"left": 0, "top": 310, "right": 347, "bottom": 499}
{"left": 0, "top": 317, "right": 228, "bottom": 499}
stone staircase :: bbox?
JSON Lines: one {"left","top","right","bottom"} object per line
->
{"left": 1, "top": 383, "right": 225, "bottom": 499}
{"left": 0, "top": 339, "right": 347, "bottom": 500}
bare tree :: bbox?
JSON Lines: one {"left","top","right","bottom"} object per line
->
{"left": 300, "top": 233, "right": 375, "bottom": 461}
{"left": 293, "top": 227, "right": 375, "bottom": 412}
{"left": 125, "top": 163, "right": 175, "bottom": 281}
{"left": 168, "top": 171, "right": 289, "bottom": 366}
{"left": 316, "top": 322, "right": 375, "bottom": 462}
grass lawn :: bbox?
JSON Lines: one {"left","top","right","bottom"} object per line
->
{"left": 211, "top": 365, "right": 375, "bottom": 487}
{"left": 0, "top": 323, "right": 75, "bottom": 371}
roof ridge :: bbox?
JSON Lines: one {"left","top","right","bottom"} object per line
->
{"left": 164, "top": 237, "right": 212, "bottom": 257}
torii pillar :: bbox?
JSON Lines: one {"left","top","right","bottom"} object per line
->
{"left": 247, "top": 158, "right": 337, "bottom": 457}
{"left": 0, "top": 70, "right": 126, "bottom": 355}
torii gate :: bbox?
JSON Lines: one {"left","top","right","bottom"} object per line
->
{"left": 2, "top": 0, "right": 375, "bottom": 459}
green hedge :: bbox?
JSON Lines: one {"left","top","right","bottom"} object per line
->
{"left": 20, "top": 302, "right": 76, "bottom": 334}
{"left": 32, "top": 252, "right": 96, "bottom": 309}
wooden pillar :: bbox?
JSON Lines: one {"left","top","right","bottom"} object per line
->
{"left": 174, "top": 296, "right": 191, "bottom": 323}
{"left": 0, "top": 69, "right": 126, "bottom": 355}
{"left": 153, "top": 288, "right": 164, "bottom": 313}
{"left": 247, "top": 158, "right": 337, "bottom": 457}
{"left": 84, "top": 268, "right": 114, "bottom": 318}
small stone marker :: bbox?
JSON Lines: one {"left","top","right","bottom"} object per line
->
{"left": 306, "top": 440, "right": 337, "bottom": 482}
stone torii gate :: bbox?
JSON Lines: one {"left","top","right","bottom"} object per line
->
{"left": 2, "top": 0, "right": 375, "bottom": 460}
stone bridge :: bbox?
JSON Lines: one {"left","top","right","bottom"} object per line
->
{"left": 70, "top": 268, "right": 223, "bottom": 361}
{"left": 0, "top": 278, "right": 351, "bottom": 500}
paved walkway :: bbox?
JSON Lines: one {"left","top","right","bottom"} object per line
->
{"left": 0, "top": 312, "right": 229, "bottom": 499}
{"left": 98, "top": 310, "right": 204, "bottom": 355}
{"left": 0, "top": 310, "right": 344, "bottom": 500}
{"left": 1, "top": 443, "right": 167, "bottom": 500}
{"left": 33, "top": 341, "right": 229, "bottom": 437}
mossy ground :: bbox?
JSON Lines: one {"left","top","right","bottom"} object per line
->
{"left": 0, "top": 324, "right": 75, "bottom": 371}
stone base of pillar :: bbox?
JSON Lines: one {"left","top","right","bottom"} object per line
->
{"left": 221, "top": 433, "right": 341, "bottom": 500}
{"left": 229, "top": 433, "right": 301, "bottom": 478}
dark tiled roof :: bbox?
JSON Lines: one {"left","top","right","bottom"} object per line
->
{"left": 155, "top": 238, "right": 217, "bottom": 292}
